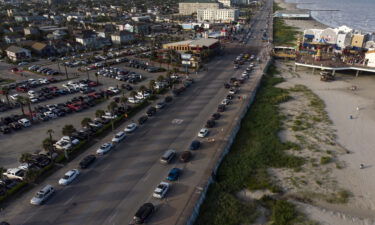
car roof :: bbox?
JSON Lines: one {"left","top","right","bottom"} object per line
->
{"left": 65, "top": 170, "right": 76, "bottom": 176}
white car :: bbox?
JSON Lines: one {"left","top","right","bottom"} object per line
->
{"left": 58, "top": 169, "right": 80, "bottom": 185}
{"left": 102, "top": 112, "right": 117, "bottom": 120}
{"left": 107, "top": 87, "right": 120, "bottom": 94}
{"left": 112, "top": 131, "right": 126, "bottom": 143}
{"left": 153, "top": 182, "right": 170, "bottom": 199}
{"left": 221, "top": 99, "right": 231, "bottom": 105}
{"left": 128, "top": 97, "right": 141, "bottom": 104}
{"left": 30, "top": 97, "right": 39, "bottom": 103}
{"left": 124, "top": 123, "right": 137, "bottom": 133}
{"left": 198, "top": 128, "right": 209, "bottom": 138}
{"left": 30, "top": 185, "right": 54, "bottom": 205}
{"left": 88, "top": 120, "right": 103, "bottom": 128}
{"left": 10, "top": 94, "right": 19, "bottom": 101}
{"left": 96, "top": 142, "right": 113, "bottom": 155}
{"left": 44, "top": 111, "right": 57, "bottom": 119}
{"left": 18, "top": 61, "right": 29, "bottom": 66}
{"left": 18, "top": 118, "right": 31, "bottom": 127}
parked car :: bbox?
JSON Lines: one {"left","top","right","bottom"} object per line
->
{"left": 96, "top": 142, "right": 113, "bottom": 155}
{"left": 167, "top": 168, "right": 181, "bottom": 181}
{"left": 112, "top": 131, "right": 126, "bottom": 143}
{"left": 79, "top": 154, "right": 96, "bottom": 169}
{"left": 198, "top": 128, "right": 209, "bottom": 138}
{"left": 211, "top": 113, "right": 221, "bottom": 120}
{"left": 160, "top": 149, "right": 176, "bottom": 164}
{"left": 138, "top": 116, "right": 148, "bottom": 125}
{"left": 58, "top": 169, "right": 80, "bottom": 185}
{"left": 179, "top": 151, "right": 192, "bottom": 162}
{"left": 155, "top": 101, "right": 166, "bottom": 109}
{"left": 30, "top": 185, "right": 54, "bottom": 205}
{"left": 190, "top": 140, "right": 201, "bottom": 150}
{"left": 146, "top": 107, "right": 156, "bottom": 117}
{"left": 217, "top": 104, "right": 226, "bottom": 112}
{"left": 124, "top": 123, "right": 137, "bottom": 133}
{"left": 133, "top": 203, "right": 155, "bottom": 224}
{"left": 153, "top": 182, "right": 170, "bottom": 199}
{"left": 205, "top": 119, "right": 216, "bottom": 128}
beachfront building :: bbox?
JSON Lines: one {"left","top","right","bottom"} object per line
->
{"left": 5, "top": 45, "right": 31, "bottom": 62}
{"left": 303, "top": 29, "right": 323, "bottom": 43}
{"left": 197, "top": 8, "right": 239, "bottom": 23}
{"left": 320, "top": 28, "right": 339, "bottom": 45}
{"left": 365, "top": 49, "right": 375, "bottom": 67}
{"left": 178, "top": 1, "right": 220, "bottom": 15}
{"left": 336, "top": 32, "right": 353, "bottom": 49}
{"left": 218, "top": 0, "right": 231, "bottom": 7}
{"left": 351, "top": 33, "right": 367, "bottom": 48}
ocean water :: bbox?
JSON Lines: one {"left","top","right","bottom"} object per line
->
{"left": 285, "top": 0, "right": 375, "bottom": 33}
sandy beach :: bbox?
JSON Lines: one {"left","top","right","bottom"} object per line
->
{"left": 272, "top": 1, "right": 375, "bottom": 224}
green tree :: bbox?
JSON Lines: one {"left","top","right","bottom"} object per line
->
{"left": 16, "top": 96, "right": 26, "bottom": 115}
{"left": 148, "top": 80, "right": 156, "bottom": 92}
{"left": 62, "top": 124, "right": 76, "bottom": 136}
{"left": 46, "top": 129, "right": 55, "bottom": 160}
{"left": 0, "top": 167, "right": 6, "bottom": 179}
{"left": 81, "top": 117, "right": 92, "bottom": 128}
{"left": 95, "top": 109, "right": 105, "bottom": 118}
{"left": 130, "top": 90, "right": 137, "bottom": 98}
{"left": 1, "top": 86, "right": 10, "bottom": 105}
{"left": 139, "top": 85, "right": 147, "bottom": 95}
{"left": 157, "top": 75, "right": 165, "bottom": 82}
{"left": 120, "top": 96, "right": 128, "bottom": 107}
{"left": 19, "top": 152, "right": 33, "bottom": 163}
{"left": 24, "top": 169, "right": 39, "bottom": 183}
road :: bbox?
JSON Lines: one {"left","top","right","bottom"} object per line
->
{"left": 0, "top": 1, "right": 273, "bottom": 224}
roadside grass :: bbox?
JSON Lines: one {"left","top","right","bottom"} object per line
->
{"left": 273, "top": 18, "right": 300, "bottom": 46}
{"left": 195, "top": 65, "right": 307, "bottom": 225}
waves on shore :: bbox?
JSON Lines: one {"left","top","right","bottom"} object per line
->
{"left": 285, "top": 0, "right": 375, "bottom": 32}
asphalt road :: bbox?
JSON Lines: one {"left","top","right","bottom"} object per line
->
{"left": 1, "top": 1, "right": 273, "bottom": 224}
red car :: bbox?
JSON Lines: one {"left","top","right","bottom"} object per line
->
{"left": 88, "top": 81, "right": 98, "bottom": 87}
{"left": 16, "top": 86, "right": 29, "bottom": 92}
{"left": 67, "top": 103, "right": 82, "bottom": 112}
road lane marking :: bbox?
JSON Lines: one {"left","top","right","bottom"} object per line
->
{"left": 64, "top": 195, "right": 75, "bottom": 205}
{"left": 172, "top": 119, "right": 183, "bottom": 125}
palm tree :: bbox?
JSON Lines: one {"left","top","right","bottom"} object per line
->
{"left": 120, "top": 96, "right": 128, "bottom": 107}
{"left": 0, "top": 167, "right": 6, "bottom": 180}
{"left": 24, "top": 97, "right": 33, "bottom": 120}
{"left": 95, "top": 109, "right": 105, "bottom": 118}
{"left": 24, "top": 169, "right": 39, "bottom": 183}
{"left": 157, "top": 75, "right": 165, "bottom": 82}
{"left": 139, "top": 85, "right": 147, "bottom": 96}
{"left": 16, "top": 96, "right": 25, "bottom": 115}
{"left": 1, "top": 86, "right": 10, "bottom": 105}
{"left": 62, "top": 124, "right": 76, "bottom": 136}
{"left": 130, "top": 90, "right": 137, "bottom": 98}
{"left": 95, "top": 72, "right": 99, "bottom": 84}
{"left": 19, "top": 152, "right": 33, "bottom": 163}
{"left": 43, "top": 130, "right": 55, "bottom": 160}
{"left": 81, "top": 117, "right": 92, "bottom": 128}
{"left": 148, "top": 80, "right": 156, "bottom": 93}
{"left": 107, "top": 101, "right": 118, "bottom": 131}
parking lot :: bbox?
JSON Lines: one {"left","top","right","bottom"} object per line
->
{"left": 0, "top": 55, "right": 166, "bottom": 168}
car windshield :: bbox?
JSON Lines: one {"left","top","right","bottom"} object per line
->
{"left": 35, "top": 193, "right": 44, "bottom": 198}
{"left": 63, "top": 175, "right": 70, "bottom": 179}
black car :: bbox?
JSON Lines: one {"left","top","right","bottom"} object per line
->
{"left": 146, "top": 107, "right": 156, "bottom": 117}
{"left": 217, "top": 104, "right": 226, "bottom": 112}
{"left": 138, "top": 116, "right": 148, "bottom": 125}
{"left": 79, "top": 154, "right": 96, "bottom": 169}
{"left": 0, "top": 126, "right": 11, "bottom": 134}
{"left": 226, "top": 94, "right": 234, "bottom": 100}
{"left": 122, "top": 84, "right": 133, "bottom": 91}
{"left": 205, "top": 119, "right": 216, "bottom": 128}
{"left": 211, "top": 113, "right": 221, "bottom": 120}
{"left": 133, "top": 203, "right": 155, "bottom": 224}
{"left": 224, "top": 83, "right": 231, "bottom": 89}
{"left": 189, "top": 140, "right": 201, "bottom": 150}
{"left": 164, "top": 96, "right": 173, "bottom": 103}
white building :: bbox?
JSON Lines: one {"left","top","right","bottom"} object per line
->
{"left": 197, "top": 8, "right": 239, "bottom": 23}
{"left": 5, "top": 45, "right": 31, "bottom": 62}
{"left": 111, "top": 31, "right": 135, "bottom": 45}
{"left": 218, "top": 0, "right": 232, "bottom": 7}
{"left": 303, "top": 29, "right": 323, "bottom": 43}
{"left": 179, "top": 2, "right": 220, "bottom": 15}
{"left": 365, "top": 49, "right": 375, "bottom": 67}
{"left": 320, "top": 28, "right": 339, "bottom": 45}
{"left": 336, "top": 32, "right": 353, "bottom": 49}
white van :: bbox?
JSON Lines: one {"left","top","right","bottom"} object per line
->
{"left": 18, "top": 118, "right": 31, "bottom": 127}
{"left": 30, "top": 185, "right": 55, "bottom": 205}
{"left": 3, "top": 168, "right": 25, "bottom": 180}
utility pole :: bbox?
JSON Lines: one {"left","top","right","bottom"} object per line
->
{"left": 64, "top": 64, "right": 69, "bottom": 79}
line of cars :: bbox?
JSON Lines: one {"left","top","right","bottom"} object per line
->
{"left": 28, "top": 65, "right": 60, "bottom": 76}
{"left": 96, "top": 66, "right": 143, "bottom": 84}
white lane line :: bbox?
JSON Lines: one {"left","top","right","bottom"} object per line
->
{"left": 141, "top": 171, "right": 152, "bottom": 182}
{"left": 64, "top": 195, "right": 75, "bottom": 205}
{"left": 108, "top": 210, "right": 118, "bottom": 223}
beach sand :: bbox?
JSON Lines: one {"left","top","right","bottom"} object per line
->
{"left": 272, "top": 1, "right": 375, "bottom": 224}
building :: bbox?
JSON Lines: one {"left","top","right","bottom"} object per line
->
{"left": 365, "top": 49, "right": 375, "bottom": 67}
{"left": 5, "top": 45, "right": 31, "bottom": 62}
{"left": 179, "top": 1, "right": 220, "bottom": 15}
{"left": 121, "top": 23, "right": 150, "bottom": 35}
{"left": 75, "top": 30, "right": 98, "bottom": 47}
{"left": 31, "top": 42, "right": 54, "bottom": 56}
{"left": 351, "top": 33, "right": 367, "bottom": 48}
{"left": 320, "top": 28, "right": 339, "bottom": 45}
{"left": 24, "top": 27, "right": 40, "bottom": 36}
{"left": 274, "top": 10, "right": 311, "bottom": 19}
{"left": 303, "top": 29, "right": 323, "bottom": 43}
{"left": 336, "top": 32, "right": 353, "bottom": 49}
{"left": 162, "top": 38, "right": 220, "bottom": 54}
{"left": 218, "top": 0, "right": 231, "bottom": 7}
{"left": 111, "top": 31, "right": 135, "bottom": 45}
{"left": 197, "top": 8, "right": 239, "bottom": 23}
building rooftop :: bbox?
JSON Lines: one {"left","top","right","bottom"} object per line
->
{"left": 163, "top": 38, "right": 218, "bottom": 48}
{"left": 179, "top": 0, "right": 218, "bottom": 3}
{"left": 6, "top": 45, "right": 29, "bottom": 53}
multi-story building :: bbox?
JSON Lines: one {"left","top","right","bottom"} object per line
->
{"left": 197, "top": 8, "right": 239, "bottom": 23}
{"left": 179, "top": 0, "right": 220, "bottom": 15}
{"left": 218, "top": 0, "right": 231, "bottom": 7}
